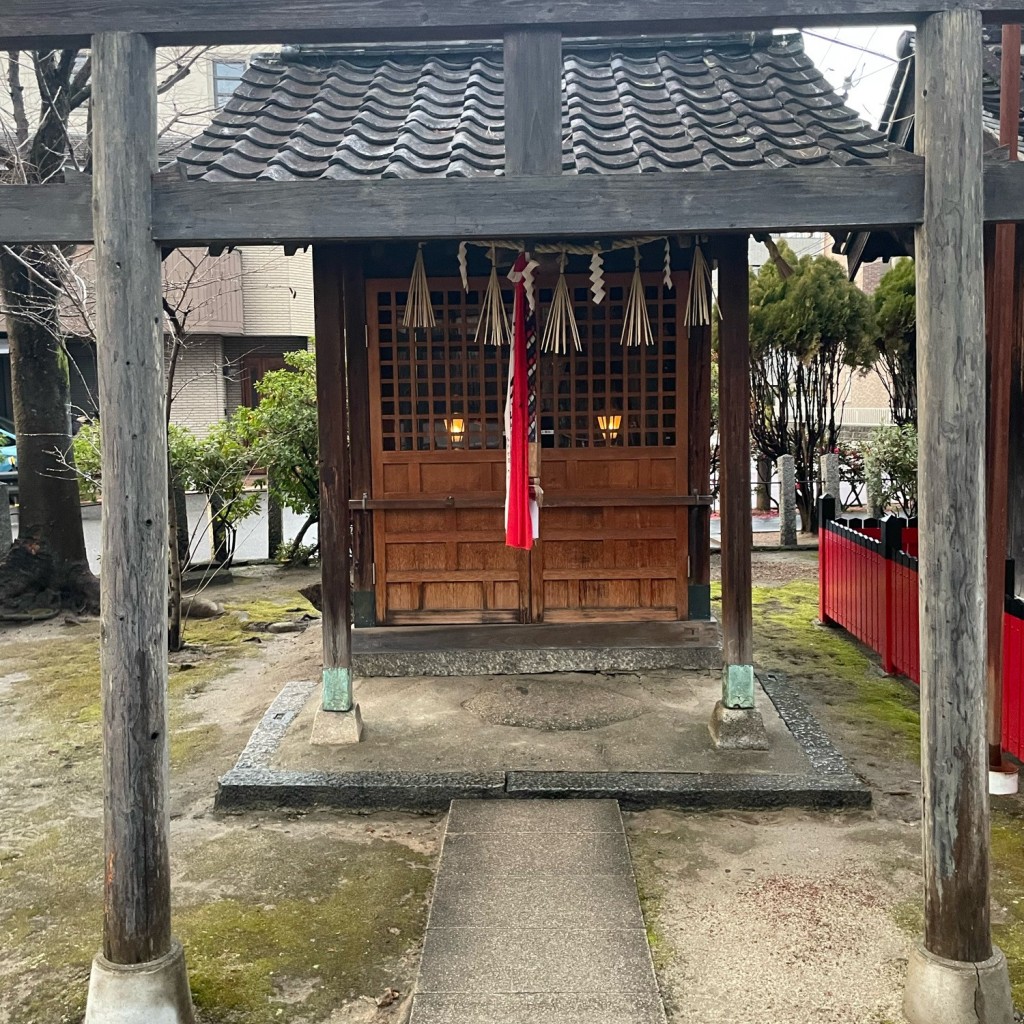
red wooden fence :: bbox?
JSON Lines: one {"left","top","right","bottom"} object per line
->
{"left": 818, "top": 496, "right": 1024, "bottom": 762}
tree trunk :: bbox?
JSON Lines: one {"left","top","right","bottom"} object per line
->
{"left": 0, "top": 249, "right": 97, "bottom": 613}
{"left": 795, "top": 469, "right": 817, "bottom": 534}
{"left": 173, "top": 482, "right": 190, "bottom": 568}
{"left": 167, "top": 457, "right": 182, "bottom": 652}
{"left": 755, "top": 456, "right": 772, "bottom": 511}
{"left": 287, "top": 512, "right": 318, "bottom": 563}
{"left": 209, "top": 492, "right": 231, "bottom": 565}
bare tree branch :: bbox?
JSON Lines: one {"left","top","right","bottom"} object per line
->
{"left": 6, "top": 51, "right": 30, "bottom": 148}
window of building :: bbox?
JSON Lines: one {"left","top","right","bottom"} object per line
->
{"left": 212, "top": 60, "right": 245, "bottom": 108}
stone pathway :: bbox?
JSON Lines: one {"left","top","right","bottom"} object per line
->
{"left": 409, "top": 799, "right": 667, "bottom": 1024}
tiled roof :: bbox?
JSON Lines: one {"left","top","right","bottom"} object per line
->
{"left": 981, "top": 28, "right": 1024, "bottom": 144}
{"left": 838, "top": 27, "right": 1023, "bottom": 275}
{"left": 179, "top": 33, "right": 892, "bottom": 182}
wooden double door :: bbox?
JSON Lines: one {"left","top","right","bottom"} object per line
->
{"left": 367, "top": 273, "right": 691, "bottom": 625}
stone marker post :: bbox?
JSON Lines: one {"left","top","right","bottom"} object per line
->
{"left": 820, "top": 452, "right": 841, "bottom": 511}
{"left": 779, "top": 455, "right": 797, "bottom": 547}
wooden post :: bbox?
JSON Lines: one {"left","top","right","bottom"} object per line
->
{"left": 87, "top": 32, "right": 193, "bottom": 1021}
{"left": 906, "top": 12, "right": 1012, "bottom": 1021}
{"left": 92, "top": 30, "right": 171, "bottom": 967}
{"left": 718, "top": 235, "right": 754, "bottom": 706}
{"left": 341, "top": 245, "right": 374, "bottom": 626}
{"left": 881, "top": 515, "right": 903, "bottom": 675}
{"left": 1010, "top": 228, "right": 1024, "bottom": 586}
{"left": 985, "top": 24, "right": 1020, "bottom": 770}
{"left": 688, "top": 318, "right": 712, "bottom": 619}
{"left": 710, "top": 235, "right": 766, "bottom": 750}
{"left": 312, "top": 245, "right": 355, "bottom": 717}
{"left": 503, "top": 29, "right": 563, "bottom": 177}
{"left": 818, "top": 495, "right": 836, "bottom": 626}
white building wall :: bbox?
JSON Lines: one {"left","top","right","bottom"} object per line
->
{"left": 168, "top": 336, "right": 227, "bottom": 437}
{"left": 239, "top": 248, "right": 316, "bottom": 338}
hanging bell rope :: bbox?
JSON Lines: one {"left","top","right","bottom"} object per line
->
{"left": 621, "top": 246, "right": 654, "bottom": 348}
{"left": 541, "top": 251, "right": 582, "bottom": 354}
{"left": 475, "top": 246, "right": 511, "bottom": 346}
{"left": 402, "top": 242, "right": 436, "bottom": 330}
{"left": 683, "top": 244, "right": 715, "bottom": 328}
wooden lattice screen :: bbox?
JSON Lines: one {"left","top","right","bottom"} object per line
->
{"left": 373, "top": 273, "right": 679, "bottom": 451}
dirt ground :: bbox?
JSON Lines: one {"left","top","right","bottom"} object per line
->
{"left": 2, "top": 553, "right": 1023, "bottom": 1024}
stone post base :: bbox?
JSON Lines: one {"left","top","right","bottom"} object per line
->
{"left": 311, "top": 704, "right": 365, "bottom": 745}
{"left": 85, "top": 939, "right": 194, "bottom": 1024}
{"left": 904, "top": 943, "right": 1013, "bottom": 1024}
{"left": 709, "top": 700, "right": 769, "bottom": 750}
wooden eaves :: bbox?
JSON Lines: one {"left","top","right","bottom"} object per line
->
{"left": 3, "top": 0, "right": 1024, "bottom": 48}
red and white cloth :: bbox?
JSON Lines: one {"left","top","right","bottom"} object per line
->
{"left": 505, "top": 252, "right": 539, "bottom": 549}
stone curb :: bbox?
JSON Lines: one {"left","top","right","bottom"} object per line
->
{"left": 350, "top": 646, "right": 721, "bottom": 678}
{"left": 214, "top": 670, "right": 871, "bottom": 812}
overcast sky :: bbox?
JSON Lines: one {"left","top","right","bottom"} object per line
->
{"left": 800, "top": 26, "right": 912, "bottom": 128}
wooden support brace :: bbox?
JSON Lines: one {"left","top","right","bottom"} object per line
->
{"left": 503, "top": 28, "right": 563, "bottom": 178}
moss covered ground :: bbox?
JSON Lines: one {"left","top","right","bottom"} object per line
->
{"left": 0, "top": 576, "right": 437, "bottom": 1023}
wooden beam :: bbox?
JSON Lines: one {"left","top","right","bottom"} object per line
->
{"left": 504, "top": 29, "right": 563, "bottom": 177}
{"left": 8, "top": 162, "right": 1024, "bottom": 247}
{"left": 91, "top": 31, "right": 171, "bottom": 967}
{"left": 716, "top": 234, "right": 754, "bottom": 709}
{"left": 0, "top": 183, "right": 94, "bottom": 243}
{"left": 4, "top": 0, "right": 1024, "bottom": 48}
{"left": 151, "top": 166, "right": 928, "bottom": 244}
{"left": 312, "top": 245, "right": 354, "bottom": 711}
{"left": 914, "top": 6, "right": 992, "bottom": 969}
{"left": 984, "top": 159, "right": 1024, "bottom": 221}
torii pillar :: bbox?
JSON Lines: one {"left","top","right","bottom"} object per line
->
{"left": 903, "top": 9, "right": 1013, "bottom": 1022}
{"left": 85, "top": 31, "right": 193, "bottom": 1024}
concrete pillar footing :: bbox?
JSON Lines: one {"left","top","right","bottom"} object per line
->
{"left": 84, "top": 939, "right": 194, "bottom": 1024}
{"left": 311, "top": 704, "right": 364, "bottom": 745}
{"left": 903, "top": 943, "right": 1013, "bottom": 1024}
{"left": 709, "top": 700, "right": 769, "bottom": 750}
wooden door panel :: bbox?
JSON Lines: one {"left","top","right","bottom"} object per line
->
{"left": 536, "top": 494, "right": 688, "bottom": 623}
{"left": 367, "top": 271, "right": 693, "bottom": 625}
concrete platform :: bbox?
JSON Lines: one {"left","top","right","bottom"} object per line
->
{"left": 350, "top": 620, "right": 721, "bottom": 676}
{"left": 216, "top": 669, "right": 869, "bottom": 811}
{"left": 409, "top": 799, "right": 667, "bottom": 1024}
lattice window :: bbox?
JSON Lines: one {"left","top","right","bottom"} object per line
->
{"left": 538, "top": 275, "right": 678, "bottom": 449}
{"left": 375, "top": 283, "right": 510, "bottom": 452}
{"left": 372, "top": 273, "right": 677, "bottom": 453}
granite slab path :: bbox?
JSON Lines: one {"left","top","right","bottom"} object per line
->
{"left": 409, "top": 799, "right": 667, "bottom": 1024}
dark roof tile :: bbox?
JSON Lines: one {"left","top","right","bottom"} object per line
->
{"left": 181, "top": 34, "right": 891, "bottom": 181}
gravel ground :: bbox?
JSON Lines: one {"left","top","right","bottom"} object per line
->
{"left": 629, "top": 809, "right": 919, "bottom": 1024}
{"left": 712, "top": 549, "right": 820, "bottom": 587}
